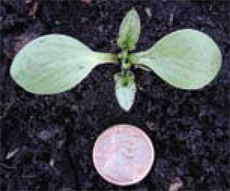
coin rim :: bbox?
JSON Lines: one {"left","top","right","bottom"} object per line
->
{"left": 93, "top": 124, "right": 155, "bottom": 186}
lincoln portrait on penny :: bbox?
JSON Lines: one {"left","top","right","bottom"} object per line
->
{"left": 102, "top": 133, "right": 140, "bottom": 182}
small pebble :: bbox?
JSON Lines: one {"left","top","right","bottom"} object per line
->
{"left": 145, "top": 7, "right": 152, "bottom": 18}
{"left": 25, "top": 0, "right": 32, "bottom": 3}
{"left": 37, "top": 130, "right": 54, "bottom": 141}
{"left": 49, "top": 158, "right": 55, "bottom": 167}
{"left": 81, "top": 17, "right": 88, "bottom": 23}
{"left": 169, "top": 177, "right": 183, "bottom": 191}
{"left": 5, "top": 148, "right": 20, "bottom": 160}
{"left": 98, "top": 25, "right": 103, "bottom": 33}
{"left": 55, "top": 20, "right": 61, "bottom": 25}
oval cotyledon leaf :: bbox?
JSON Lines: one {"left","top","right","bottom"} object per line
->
{"left": 131, "top": 29, "right": 222, "bottom": 89}
{"left": 10, "top": 34, "right": 117, "bottom": 94}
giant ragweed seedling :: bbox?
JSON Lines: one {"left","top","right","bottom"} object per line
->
{"left": 11, "top": 9, "right": 222, "bottom": 111}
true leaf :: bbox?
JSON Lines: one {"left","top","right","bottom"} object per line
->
{"left": 131, "top": 29, "right": 222, "bottom": 89}
{"left": 117, "top": 8, "right": 141, "bottom": 51}
{"left": 114, "top": 72, "right": 136, "bottom": 111}
{"left": 10, "top": 34, "right": 117, "bottom": 94}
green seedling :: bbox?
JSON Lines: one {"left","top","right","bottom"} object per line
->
{"left": 10, "top": 9, "right": 222, "bottom": 111}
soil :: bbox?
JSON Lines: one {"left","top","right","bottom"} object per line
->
{"left": 0, "top": 0, "right": 229, "bottom": 191}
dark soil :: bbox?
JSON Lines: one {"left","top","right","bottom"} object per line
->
{"left": 0, "top": 0, "right": 229, "bottom": 191}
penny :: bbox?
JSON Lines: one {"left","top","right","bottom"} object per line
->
{"left": 93, "top": 124, "right": 155, "bottom": 186}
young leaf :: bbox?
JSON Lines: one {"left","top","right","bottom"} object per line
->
{"left": 114, "top": 72, "right": 136, "bottom": 111}
{"left": 117, "top": 8, "right": 141, "bottom": 51}
{"left": 131, "top": 29, "right": 222, "bottom": 89}
{"left": 10, "top": 34, "right": 117, "bottom": 94}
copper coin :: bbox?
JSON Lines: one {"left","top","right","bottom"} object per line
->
{"left": 93, "top": 124, "right": 155, "bottom": 186}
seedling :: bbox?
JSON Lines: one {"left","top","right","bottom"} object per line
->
{"left": 10, "top": 9, "right": 222, "bottom": 111}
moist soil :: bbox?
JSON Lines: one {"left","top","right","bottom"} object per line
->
{"left": 0, "top": 0, "right": 229, "bottom": 191}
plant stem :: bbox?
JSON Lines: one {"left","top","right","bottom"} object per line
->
{"left": 121, "top": 50, "right": 131, "bottom": 78}
{"left": 95, "top": 53, "right": 118, "bottom": 64}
